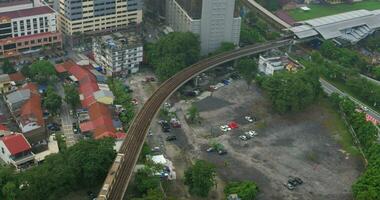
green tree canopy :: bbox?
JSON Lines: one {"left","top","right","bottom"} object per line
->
{"left": 0, "top": 138, "right": 115, "bottom": 200}
{"left": 184, "top": 160, "right": 216, "bottom": 197}
{"left": 224, "top": 181, "right": 259, "bottom": 200}
{"left": 146, "top": 32, "right": 200, "bottom": 81}
{"left": 237, "top": 58, "right": 258, "bottom": 86}
{"left": 261, "top": 69, "right": 321, "bottom": 113}
{"left": 187, "top": 105, "right": 200, "bottom": 123}
{"left": 64, "top": 84, "right": 80, "bottom": 110}
{"left": 29, "top": 60, "right": 57, "bottom": 84}
{"left": 44, "top": 86, "right": 62, "bottom": 115}
{"left": 1, "top": 59, "right": 16, "bottom": 74}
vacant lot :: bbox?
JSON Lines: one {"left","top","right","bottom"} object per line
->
{"left": 288, "top": 0, "right": 380, "bottom": 21}
{"left": 155, "top": 80, "right": 364, "bottom": 200}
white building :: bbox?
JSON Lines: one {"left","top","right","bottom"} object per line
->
{"left": 93, "top": 32, "right": 143, "bottom": 76}
{"left": 0, "top": 132, "right": 35, "bottom": 169}
{"left": 258, "top": 55, "right": 300, "bottom": 75}
{"left": 166, "top": 0, "right": 241, "bottom": 55}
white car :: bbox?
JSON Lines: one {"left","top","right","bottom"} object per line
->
{"left": 220, "top": 125, "right": 231, "bottom": 132}
{"left": 245, "top": 116, "right": 254, "bottom": 123}
{"left": 239, "top": 135, "right": 248, "bottom": 141}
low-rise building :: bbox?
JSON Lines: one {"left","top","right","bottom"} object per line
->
{"left": 0, "top": 74, "right": 12, "bottom": 93}
{"left": 93, "top": 32, "right": 143, "bottom": 76}
{"left": 0, "top": 132, "right": 35, "bottom": 169}
{"left": 258, "top": 54, "right": 301, "bottom": 75}
{"left": 0, "top": 5, "right": 62, "bottom": 58}
{"left": 4, "top": 83, "right": 47, "bottom": 147}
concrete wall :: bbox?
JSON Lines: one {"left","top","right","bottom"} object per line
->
{"left": 166, "top": 0, "right": 241, "bottom": 55}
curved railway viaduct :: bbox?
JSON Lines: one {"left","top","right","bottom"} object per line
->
{"left": 98, "top": 38, "right": 293, "bottom": 200}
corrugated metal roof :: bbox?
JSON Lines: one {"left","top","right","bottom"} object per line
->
{"left": 290, "top": 9, "right": 380, "bottom": 43}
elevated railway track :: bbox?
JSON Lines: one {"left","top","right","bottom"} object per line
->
{"left": 98, "top": 38, "right": 293, "bottom": 200}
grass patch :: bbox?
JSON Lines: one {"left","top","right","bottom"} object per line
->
{"left": 320, "top": 99, "right": 360, "bottom": 156}
{"left": 288, "top": 1, "right": 380, "bottom": 21}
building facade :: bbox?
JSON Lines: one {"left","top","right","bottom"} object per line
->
{"left": 54, "top": 0, "right": 143, "bottom": 35}
{"left": 0, "top": 133, "right": 35, "bottom": 169}
{"left": 166, "top": 0, "right": 241, "bottom": 55}
{"left": 0, "top": 5, "right": 62, "bottom": 58}
{"left": 93, "top": 32, "right": 143, "bottom": 76}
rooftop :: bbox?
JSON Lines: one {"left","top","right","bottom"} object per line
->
{"left": 0, "top": 0, "right": 31, "bottom": 8}
{"left": 0, "top": 133, "right": 31, "bottom": 156}
{"left": 0, "top": 6, "right": 54, "bottom": 19}
{"left": 97, "top": 32, "right": 142, "bottom": 50}
{"left": 290, "top": 9, "right": 380, "bottom": 43}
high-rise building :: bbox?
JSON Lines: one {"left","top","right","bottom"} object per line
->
{"left": 54, "top": 0, "right": 143, "bottom": 35}
{"left": 0, "top": 2, "right": 62, "bottom": 58}
{"left": 166, "top": 0, "right": 241, "bottom": 55}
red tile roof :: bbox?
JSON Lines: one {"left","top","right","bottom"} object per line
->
{"left": 59, "top": 60, "right": 116, "bottom": 139}
{"left": 0, "top": 124, "right": 8, "bottom": 131}
{"left": 1, "top": 133, "right": 31, "bottom": 156}
{"left": 9, "top": 72, "right": 25, "bottom": 82}
{"left": 0, "top": 6, "right": 54, "bottom": 19}
{"left": 20, "top": 83, "right": 44, "bottom": 127}
{"left": 80, "top": 121, "right": 95, "bottom": 132}
{"left": 55, "top": 64, "right": 67, "bottom": 73}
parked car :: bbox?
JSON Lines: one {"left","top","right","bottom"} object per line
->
{"left": 218, "top": 149, "right": 227, "bottom": 155}
{"left": 245, "top": 116, "right": 255, "bottom": 123}
{"left": 245, "top": 130, "right": 258, "bottom": 138}
{"left": 166, "top": 135, "right": 177, "bottom": 141}
{"left": 239, "top": 135, "right": 248, "bottom": 141}
{"left": 220, "top": 125, "right": 231, "bottom": 132}
{"left": 206, "top": 147, "right": 215, "bottom": 152}
{"left": 160, "top": 121, "right": 171, "bottom": 132}
{"left": 151, "top": 146, "right": 160, "bottom": 152}
{"left": 283, "top": 182, "right": 295, "bottom": 190}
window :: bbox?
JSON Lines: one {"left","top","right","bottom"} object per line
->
{"left": 1, "top": 147, "right": 4, "bottom": 154}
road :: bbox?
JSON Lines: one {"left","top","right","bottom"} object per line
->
{"left": 98, "top": 38, "right": 293, "bottom": 200}
{"left": 320, "top": 78, "right": 380, "bottom": 122}
{"left": 360, "top": 74, "right": 380, "bottom": 86}
{"left": 56, "top": 83, "right": 77, "bottom": 147}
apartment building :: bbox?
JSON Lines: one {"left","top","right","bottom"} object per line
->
{"left": 93, "top": 32, "right": 143, "bottom": 76}
{"left": 0, "top": 4, "right": 62, "bottom": 58}
{"left": 54, "top": 0, "right": 143, "bottom": 35}
{"left": 166, "top": 0, "right": 241, "bottom": 55}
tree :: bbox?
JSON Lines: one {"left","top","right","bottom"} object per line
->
{"left": 64, "top": 84, "right": 80, "bottom": 110}
{"left": 184, "top": 160, "right": 216, "bottom": 197}
{"left": 187, "top": 105, "right": 200, "bottom": 123}
{"left": 211, "top": 42, "right": 235, "bottom": 55}
{"left": 132, "top": 189, "right": 165, "bottom": 200}
{"left": 236, "top": 58, "right": 258, "bottom": 86}
{"left": 261, "top": 70, "right": 320, "bottom": 113}
{"left": 29, "top": 60, "right": 57, "bottom": 84}
{"left": 2, "top": 182, "right": 17, "bottom": 200}
{"left": 224, "top": 181, "right": 259, "bottom": 200}
{"left": 44, "top": 86, "right": 62, "bottom": 115}
{"left": 146, "top": 32, "right": 200, "bottom": 81}
{"left": 135, "top": 167, "right": 161, "bottom": 195}
{"left": 16, "top": 138, "right": 115, "bottom": 200}
{"left": 1, "top": 59, "right": 16, "bottom": 74}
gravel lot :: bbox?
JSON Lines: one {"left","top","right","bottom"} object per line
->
{"left": 153, "top": 79, "right": 364, "bottom": 200}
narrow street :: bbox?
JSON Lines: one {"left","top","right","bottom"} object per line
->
{"left": 56, "top": 83, "right": 77, "bottom": 147}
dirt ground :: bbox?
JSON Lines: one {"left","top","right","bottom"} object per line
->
{"left": 125, "top": 68, "right": 364, "bottom": 200}
{"left": 145, "top": 78, "right": 363, "bottom": 200}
